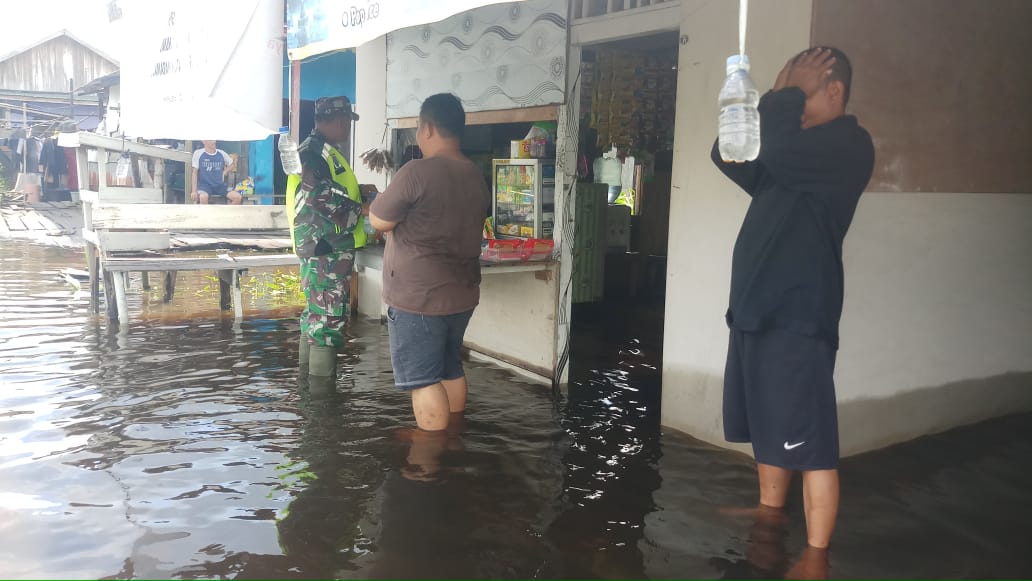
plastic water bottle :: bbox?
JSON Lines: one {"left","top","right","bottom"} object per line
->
{"left": 718, "top": 54, "right": 761, "bottom": 162}
{"left": 363, "top": 189, "right": 377, "bottom": 236}
{"left": 278, "top": 126, "right": 302, "bottom": 175}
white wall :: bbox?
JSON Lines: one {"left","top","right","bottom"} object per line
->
{"left": 662, "top": 0, "right": 1032, "bottom": 456}
{"left": 353, "top": 37, "right": 389, "bottom": 192}
{"left": 834, "top": 193, "right": 1032, "bottom": 453}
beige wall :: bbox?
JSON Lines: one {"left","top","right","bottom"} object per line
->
{"left": 661, "top": 0, "right": 1032, "bottom": 455}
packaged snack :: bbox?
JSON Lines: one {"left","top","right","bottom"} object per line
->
{"left": 481, "top": 239, "right": 523, "bottom": 262}
{"left": 520, "top": 238, "right": 554, "bottom": 262}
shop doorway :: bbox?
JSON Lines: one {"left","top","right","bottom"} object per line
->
{"left": 569, "top": 31, "right": 679, "bottom": 376}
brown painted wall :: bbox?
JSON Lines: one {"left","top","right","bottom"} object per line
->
{"left": 813, "top": 0, "right": 1032, "bottom": 193}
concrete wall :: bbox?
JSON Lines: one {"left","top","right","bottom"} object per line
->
{"left": 660, "top": 0, "right": 1032, "bottom": 455}
{"left": 353, "top": 37, "right": 389, "bottom": 192}
{"left": 465, "top": 266, "right": 559, "bottom": 379}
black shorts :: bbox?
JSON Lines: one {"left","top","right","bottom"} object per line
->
{"left": 723, "top": 329, "right": 839, "bottom": 471}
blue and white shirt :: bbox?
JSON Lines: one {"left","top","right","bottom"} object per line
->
{"left": 192, "top": 148, "right": 233, "bottom": 195}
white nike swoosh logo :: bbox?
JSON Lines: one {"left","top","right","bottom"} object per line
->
{"left": 783, "top": 441, "right": 806, "bottom": 450}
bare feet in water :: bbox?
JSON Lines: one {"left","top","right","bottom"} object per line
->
{"left": 720, "top": 503, "right": 789, "bottom": 524}
{"left": 785, "top": 546, "right": 830, "bottom": 580}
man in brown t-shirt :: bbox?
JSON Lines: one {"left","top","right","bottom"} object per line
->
{"left": 369, "top": 93, "right": 489, "bottom": 432}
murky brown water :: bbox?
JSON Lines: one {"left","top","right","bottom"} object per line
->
{"left": 1, "top": 239, "right": 1030, "bottom": 579}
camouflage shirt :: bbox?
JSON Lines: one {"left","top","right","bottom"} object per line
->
{"left": 292, "top": 131, "right": 363, "bottom": 258}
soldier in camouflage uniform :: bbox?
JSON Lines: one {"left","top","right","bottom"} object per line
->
{"left": 286, "top": 96, "right": 371, "bottom": 376}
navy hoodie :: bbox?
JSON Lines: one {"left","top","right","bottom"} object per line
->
{"left": 712, "top": 87, "right": 875, "bottom": 349}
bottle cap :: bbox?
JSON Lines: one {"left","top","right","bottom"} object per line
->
{"left": 279, "top": 125, "right": 289, "bottom": 134}
{"left": 726, "top": 54, "right": 750, "bottom": 74}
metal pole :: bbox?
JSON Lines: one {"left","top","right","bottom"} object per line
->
{"left": 289, "top": 60, "right": 301, "bottom": 143}
{"left": 69, "top": 79, "right": 74, "bottom": 120}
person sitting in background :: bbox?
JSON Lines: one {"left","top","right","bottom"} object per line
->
{"left": 191, "top": 140, "right": 241, "bottom": 204}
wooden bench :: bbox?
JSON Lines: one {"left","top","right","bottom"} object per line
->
{"left": 84, "top": 200, "right": 298, "bottom": 325}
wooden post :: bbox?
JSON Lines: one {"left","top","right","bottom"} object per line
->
{"left": 86, "top": 243, "right": 100, "bottom": 313}
{"left": 97, "top": 148, "right": 108, "bottom": 191}
{"left": 232, "top": 269, "right": 244, "bottom": 320}
{"left": 75, "top": 147, "right": 88, "bottom": 197}
{"left": 350, "top": 270, "right": 359, "bottom": 318}
{"left": 184, "top": 141, "right": 193, "bottom": 203}
{"left": 112, "top": 271, "right": 129, "bottom": 326}
{"left": 163, "top": 271, "right": 177, "bottom": 303}
{"left": 218, "top": 269, "right": 233, "bottom": 311}
{"left": 103, "top": 268, "right": 118, "bottom": 321}
{"left": 141, "top": 271, "right": 150, "bottom": 290}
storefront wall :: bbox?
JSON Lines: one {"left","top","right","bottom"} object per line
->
{"left": 662, "top": 0, "right": 1032, "bottom": 457}
{"left": 354, "top": 31, "right": 563, "bottom": 382}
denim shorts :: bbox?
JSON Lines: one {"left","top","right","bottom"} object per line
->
{"left": 386, "top": 306, "right": 474, "bottom": 391}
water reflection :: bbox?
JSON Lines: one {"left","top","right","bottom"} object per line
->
{"left": 1, "top": 239, "right": 1031, "bottom": 579}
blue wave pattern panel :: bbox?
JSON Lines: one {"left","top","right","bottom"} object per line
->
{"left": 386, "top": 0, "right": 568, "bottom": 117}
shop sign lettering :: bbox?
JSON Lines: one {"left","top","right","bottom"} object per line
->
{"left": 341, "top": 2, "right": 380, "bottom": 28}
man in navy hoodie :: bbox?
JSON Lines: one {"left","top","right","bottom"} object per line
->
{"left": 712, "top": 47, "right": 875, "bottom": 556}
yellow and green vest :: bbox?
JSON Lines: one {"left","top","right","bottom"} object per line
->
{"left": 286, "top": 138, "right": 366, "bottom": 256}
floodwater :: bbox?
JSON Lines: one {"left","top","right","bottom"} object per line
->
{"left": 1, "top": 239, "right": 1030, "bottom": 579}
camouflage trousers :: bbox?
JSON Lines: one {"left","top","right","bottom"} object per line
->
{"left": 300, "top": 250, "right": 355, "bottom": 349}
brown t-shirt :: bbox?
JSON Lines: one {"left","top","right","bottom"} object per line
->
{"left": 371, "top": 156, "right": 489, "bottom": 315}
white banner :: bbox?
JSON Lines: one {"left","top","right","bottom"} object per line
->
{"left": 120, "top": 0, "right": 284, "bottom": 141}
{"left": 287, "top": 0, "right": 518, "bottom": 60}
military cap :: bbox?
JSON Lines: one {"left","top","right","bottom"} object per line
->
{"left": 314, "top": 96, "right": 359, "bottom": 120}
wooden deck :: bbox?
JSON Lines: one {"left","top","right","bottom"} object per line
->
{"left": 0, "top": 201, "right": 84, "bottom": 248}
{"left": 0, "top": 200, "right": 295, "bottom": 253}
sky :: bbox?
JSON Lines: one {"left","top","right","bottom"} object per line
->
{"left": 0, "top": 0, "right": 123, "bottom": 61}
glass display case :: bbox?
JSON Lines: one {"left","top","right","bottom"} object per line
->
{"left": 491, "top": 159, "right": 555, "bottom": 239}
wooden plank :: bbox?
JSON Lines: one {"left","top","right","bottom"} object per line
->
{"left": 393, "top": 104, "right": 559, "bottom": 128}
{"left": 91, "top": 204, "right": 290, "bottom": 231}
{"left": 63, "top": 132, "right": 193, "bottom": 164}
{"left": 102, "top": 187, "right": 164, "bottom": 204}
{"left": 18, "top": 211, "right": 46, "bottom": 231}
{"left": 3, "top": 212, "right": 28, "bottom": 231}
{"left": 49, "top": 208, "right": 82, "bottom": 231}
{"left": 165, "top": 233, "right": 293, "bottom": 251}
{"left": 32, "top": 212, "right": 64, "bottom": 233}
{"left": 98, "top": 230, "right": 171, "bottom": 252}
{"left": 102, "top": 253, "right": 299, "bottom": 272}
{"left": 89, "top": 187, "right": 164, "bottom": 204}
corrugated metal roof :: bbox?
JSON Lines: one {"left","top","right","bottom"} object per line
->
{"left": 75, "top": 70, "right": 120, "bottom": 96}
